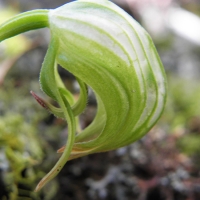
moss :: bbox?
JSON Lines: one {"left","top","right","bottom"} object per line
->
{"left": 161, "top": 75, "right": 200, "bottom": 131}
{"left": 0, "top": 80, "right": 59, "bottom": 199}
{"left": 177, "top": 135, "right": 200, "bottom": 156}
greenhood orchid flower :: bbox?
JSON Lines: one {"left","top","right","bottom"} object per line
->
{"left": 0, "top": 0, "right": 167, "bottom": 191}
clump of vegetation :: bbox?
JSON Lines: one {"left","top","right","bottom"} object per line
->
{"left": 178, "top": 135, "right": 200, "bottom": 156}
{"left": 0, "top": 80, "right": 58, "bottom": 199}
{"left": 0, "top": 113, "right": 42, "bottom": 198}
{"left": 164, "top": 75, "right": 200, "bottom": 158}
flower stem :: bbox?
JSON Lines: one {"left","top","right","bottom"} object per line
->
{"left": 0, "top": 9, "right": 49, "bottom": 42}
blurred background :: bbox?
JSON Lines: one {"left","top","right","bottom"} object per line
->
{"left": 0, "top": 0, "right": 200, "bottom": 199}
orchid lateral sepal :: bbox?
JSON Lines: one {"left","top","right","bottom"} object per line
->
{"left": 30, "top": 91, "right": 65, "bottom": 118}
{"left": 31, "top": 77, "right": 88, "bottom": 118}
{"left": 35, "top": 37, "right": 76, "bottom": 192}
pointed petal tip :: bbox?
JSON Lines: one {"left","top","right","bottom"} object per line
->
{"left": 34, "top": 175, "right": 49, "bottom": 192}
{"left": 30, "top": 90, "right": 49, "bottom": 109}
{"left": 34, "top": 182, "right": 42, "bottom": 192}
{"left": 57, "top": 145, "right": 65, "bottom": 153}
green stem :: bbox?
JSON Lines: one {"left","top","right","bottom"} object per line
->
{"left": 0, "top": 9, "right": 49, "bottom": 42}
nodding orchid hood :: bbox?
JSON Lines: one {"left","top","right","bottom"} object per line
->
{"left": 0, "top": 0, "right": 167, "bottom": 191}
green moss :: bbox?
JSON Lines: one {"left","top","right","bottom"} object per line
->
{"left": 177, "top": 135, "right": 200, "bottom": 156}
{"left": 0, "top": 80, "right": 59, "bottom": 199}
{"left": 162, "top": 75, "right": 200, "bottom": 130}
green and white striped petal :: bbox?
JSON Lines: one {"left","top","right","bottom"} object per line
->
{"left": 49, "top": 0, "right": 167, "bottom": 153}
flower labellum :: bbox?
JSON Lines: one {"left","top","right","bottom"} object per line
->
{"left": 0, "top": 0, "right": 167, "bottom": 191}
